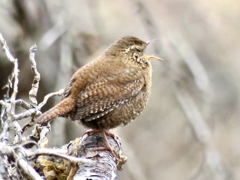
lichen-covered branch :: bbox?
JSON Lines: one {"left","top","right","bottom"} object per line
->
{"left": 74, "top": 132, "right": 127, "bottom": 179}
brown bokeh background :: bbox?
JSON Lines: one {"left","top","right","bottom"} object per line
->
{"left": 0, "top": 0, "right": 240, "bottom": 179}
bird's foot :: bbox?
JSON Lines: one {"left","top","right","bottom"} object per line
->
{"left": 83, "top": 129, "right": 121, "bottom": 164}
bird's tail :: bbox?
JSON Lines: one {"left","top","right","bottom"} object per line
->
{"left": 34, "top": 97, "right": 75, "bottom": 125}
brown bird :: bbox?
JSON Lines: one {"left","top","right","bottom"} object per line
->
{"left": 35, "top": 36, "right": 161, "bottom": 130}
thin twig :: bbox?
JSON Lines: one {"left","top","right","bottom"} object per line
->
{"left": 10, "top": 58, "right": 18, "bottom": 117}
{"left": 29, "top": 44, "right": 40, "bottom": 106}
{"left": 11, "top": 58, "right": 21, "bottom": 143}
{"left": 0, "top": 33, "right": 19, "bottom": 116}
{"left": 0, "top": 32, "right": 21, "bottom": 143}
{"left": 15, "top": 100, "right": 33, "bottom": 110}
{"left": 0, "top": 100, "right": 8, "bottom": 108}
{"left": 15, "top": 150, "right": 43, "bottom": 180}
{"left": 26, "top": 148, "right": 92, "bottom": 164}
{"left": 37, "top": 89, "right": 64, "bottom": 110}
{"left": 15, "top": 109, "right": 42, "bottom": 121}
{"left": 0, "top": 33, "right": 16, "bottom": 63}
{"left": 0, "top": 143, "right": 42, "bottom": 179}
{"left": 0, "top": 100, "right": 8, "bottom": 128}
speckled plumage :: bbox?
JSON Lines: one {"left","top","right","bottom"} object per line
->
{"left": 35, "top": 36, "right": 156, "bottom": 130}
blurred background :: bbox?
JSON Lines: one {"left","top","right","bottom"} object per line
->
{"left": 0, "top": 0, "right": 240, "bottom": 179}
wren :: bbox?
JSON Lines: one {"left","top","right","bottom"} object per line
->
{"left": 35, "top": 36, "right": 161, "bottom": 129}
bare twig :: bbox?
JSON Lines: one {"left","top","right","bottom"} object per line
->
{"left": 17, "top": 157, "right": 43, "bottom": 180}
{"left": 29, "top": 44, "right": 40, "bottom": 107}
{"left": 15, "top": 148, "right": 43, "bottom": 180}
{"left": 15, "top": 109, "right": 41, "bottom": 121}
{"left": 0, "top": 143, "right": 42, "bottom": 179}
{"left": 26, "top": 148, "right": 92, "bottom": 164}
{"left": 15, "top": 99, "right": 33, "bottom": 110}
{"left": 0, "top": 104, "right": 11, "bottom": 143}
{"left": 0, "top": 33, "right": 19, "bottom": 116}
{"left": 0, "top": 100, "right": 8, "bottom": 108}
{"left": 0, "top": 32, "right": 21, "bottom": 143}
{"left": 10, "top": 55, "right": 18, "bottom": 117}
{"left": 0, "top": 33, "right": 16, "bottom": 63}
{"left": 37, "top": 89, "right": 64, "bottom": 110}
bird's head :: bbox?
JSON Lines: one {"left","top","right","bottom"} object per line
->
{"left": 106, "top": 36, "right": 162, "bottom": 67}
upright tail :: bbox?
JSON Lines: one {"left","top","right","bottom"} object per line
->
{"left": 35, "top": 97, "right": 75, "bottom": 125}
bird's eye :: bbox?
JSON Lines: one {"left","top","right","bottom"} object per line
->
{"left": 136, "top": 48, "right": 141, "bottom": 52}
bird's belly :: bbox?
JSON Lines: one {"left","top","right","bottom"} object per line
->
{"left": 81, "top": 92, "right": 149, "bottom": 129}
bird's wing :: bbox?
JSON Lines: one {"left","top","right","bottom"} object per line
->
{"left": 62, "top": 78, "right": 76, "bottom": 99}
{"left": 74, "top": 68, "right": 146, "bottom": 121}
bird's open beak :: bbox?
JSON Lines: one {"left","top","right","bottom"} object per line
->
{"left": 145, "top": 39, "right": 163, "bottom": 61}
{"left": 145, "top": 54, "right": 163, "bottom": 61}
